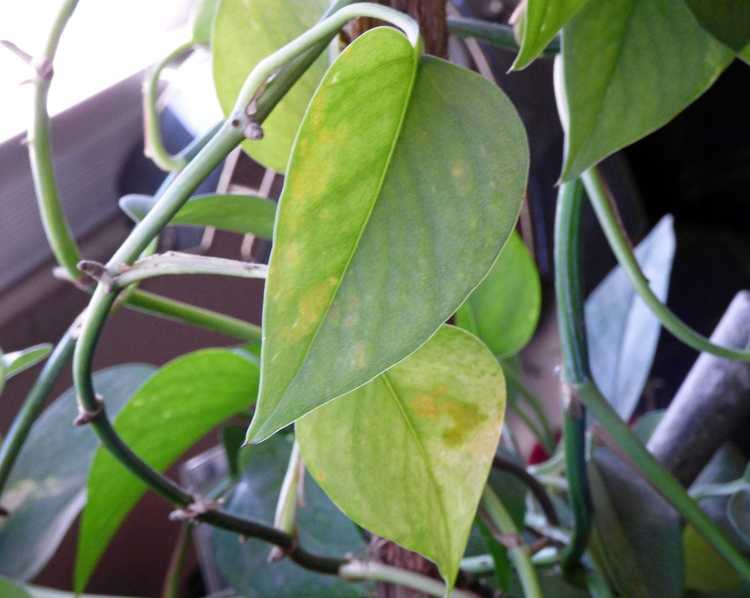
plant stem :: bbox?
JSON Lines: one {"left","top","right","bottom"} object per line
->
{"left": 554, "top": 179, "right": 593, "bottom": 572}
{"left": 0, "top": 328, "right": 76, "bottom": 500}
{"left": 143, "top": 40, "right": 193, "bottom": 172}
{"left": 557, "top": 177, "right": 750, "bottom": 583}
{"left": 480, "top": 487, "right": 542, "bottom": 598}
{"left": 161, "top": 524, "right": 191, "bottom": 598}
{"left": 492, "top": 455, "right": 559, "bottom": 527}
{"left": 268, "top": 440, "right": 303, "bottom": 561}
{"left": 446, "top": 17, "right": 559, "bottom": 55}
{"left": 340, "top": 560, "right": 478, "bottom": 598}
{"left": 28, "top": 0, "right": 82, "bottom": 279}
{"left": 502, "top": 363, "right": 556, "bottom": 453}
{"left": 582, "top": 167, "right": 750, "bottom": 361}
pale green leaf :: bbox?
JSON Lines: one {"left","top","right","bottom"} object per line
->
{"left": 0, "top": 344, "right": 53, "bottom": 389}
{"left": 455, "top": 232, "right": 540, "bottom": 358}
{"left": 586, "top": 215, "right": 675, "bottom": 420}
{"left": 249, "top": 35, "right": 528, "bottom": 441}
{"left": 685, "top": 0, "right": 750, "bottom": 52}
{"left": 191, "top": 0, "right": 219, "bottom": 45}
{"left": 212, "top": 434, "right": 368, "bottom": 597}
{"left": 0, "top": 366, "right": 154, "bottom": 580}
{"left": 212, "top": 0, "right": 328, "bottom": 171}
{"left": 120, "top": 193, "right": 276, "bottom": 240}
{"left": 75, "top": 350, "right": 259, "bottom": 592}
{"left": 512, "top": 0, "right": 589, "bottom": 70}
{"left": 0, "top": 576, "right": 31, "bottom": 598}
{"left": 558, "top": 0, "right": 733, "bottom": 181}
{"left": 297, "top": 325, "right": 506, "bottom": 588}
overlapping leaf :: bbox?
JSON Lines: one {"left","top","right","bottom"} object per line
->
{"left": 75, "top": 350, "right": 259, "bottom": 592}
{"left": 512, "top": 0, "right": 589, "bottom": 70}
{"left": 249, "top": 32, "right": 528, "bottom": 442}
{"left": 586, "top": 215, "right": 675, "bottom": 420}
{"left": 297, "top": 325, "right": 506, "bottom": 588}
{"left": 212, "top": 0, "right": 329, "bottom": 171}
{"left": 685, "top": 0, "right": 750, "bottom": 52}
{"left": 120, "top": 193, "right": 276, "bottom": 240}
{"left": 0, "top": 366, "right": 154, "bottom": 580}
{"left": 557, "top": 0, "right": 733, "bottom": 181}
{"left": 455, "top": 231, "right": 540, "bottom": 358}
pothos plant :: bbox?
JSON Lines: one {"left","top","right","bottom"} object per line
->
{"left": 1, "top": 0, "right": 750, "bottom": 597}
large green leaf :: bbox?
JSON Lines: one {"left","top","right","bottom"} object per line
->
{"left": 0, "top": 366, "right": 154, "bottom": 580}
{"left": 212, "top": 0, "right": 328, "bottom": 172}
{"left": 249, "top": 35, "right": 528, "bottom": 442}
{"left": 75, "top": 350, "right": 259, "bottom": 592}
{"left": 120, "top": 193, "right": 276, "bottom": 240}
{"left": 296, "top": 325, "right": 506, "bottom": 588}
{"left": 512, "top": 0, "right": 589, "bottom": 70}
{"left": 212, "top": 434, "right": 368, "bottom": 597}
{"left": 585, "top": 215, "right": 675, "bottom": 420}
{"left": 455, "top": 231, "right": 540, "bottom": 358}
{"left": 685, "top": 0, "right": 750, "bottom": 52}
{"left": 557, "top": 0, "right": 733, "bottom": 181}
{"left": 588, "top": 448, "right": 684, "bottom": 598}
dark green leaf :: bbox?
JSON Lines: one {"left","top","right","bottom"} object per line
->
{"left": 586, "top": 215, "right": 675, "bottom": 420}
{"left": 0, "top": 366, "right": 154, "bottom": 580}
{"left": 297, "top": 325, "right": 506, "bottom": 588}
{"left": 558, "top": 0, "right": 733, "bottom": 181}
{"left": 212, "top": 433, "right": 367, "bottom": 597}
{"left": 455, "top": 232, "right": 540, "bottom": 358}
{"left": 512, "top": 0, "right": 589, "bottom": 70}
{"left": 588, "top": 448, "right": 684, "bottom": 598}
{"left": 120, "top": 193, "right": 276, "bottom": 240}
{"left": 75, "top": 350, "right": 259, "bottom": 592}
{"left": 741, "top": 43, "right": 750, "bottom": 64}
{"left": 685, "top": 0, "right": 750, "bottom": 52}
{"left": 249, "top": 37, "right": 528, "bottom": 441}
{"left": 221, "top": 425, "right": 246, "bottom": 479}
{"left": 477, "top": 519, "right": 512, "bottom": 592}
{"left": 212, "top": 0, "right": 329, "bottom": 171}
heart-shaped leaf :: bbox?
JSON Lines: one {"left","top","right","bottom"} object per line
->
{"left": 455, "top": 231, "right": 541, "bottom": 358}
{"left": 586, "top": 215, "right": 675, "bottom": 420}
{"left": 120, "top": 193, "right": 276, "bottom": 240}
{"left": 685, "top": 0, "right": 750, "bottom": 52}
{"left": 212, "top": 0, "right": 329, "bottom": 172}
{"left": 0, "top": 366, "right": 154, "bottom": 581}
{"left": 296, "top": 325, "right": 506, "bottom": 588}
{"left": 211, "top": 434, "right": 368, "bottom": 597}
{"left": 249, "top": 32, "right": 528, "bottom": 442}
{"left": 557, "top": 0, "right": 733, "bottom": 181}
{"left": 512, "top": 0, "right": 589, "bottom": 70}
{"left": 75, "top": 349, "right": 259, "bottom": 592}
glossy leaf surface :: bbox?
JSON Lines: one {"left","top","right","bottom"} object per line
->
{"left": 212, "top": 434, "right": 367, "bottom": 597}
{"left": 558, "top": 0, "right": 733, "bottom": 180}
{"left": 455, "top": 232, "right": 540, "bottom": 358}
{"left": 513, "top": 0, "right": 589, "bottom": 70}
{"left": 297, "top": 326, "right": 506, "bottom": 588}
{"left": 586, "top": 215, "right": 675, "bottom": 420}
{"left": 1, "top": 344, "right": 52, "bottom": 381}
{"left": 212, "top": 0, "right": 328, "bottom": 171}
{"left": 75, "top": 350, "right": 259, "bottom": 592}
{"left": 0, "top": 366, "right": 153, "bottom": 580}
{"left": 589, "top": 448, "right": 684, "bottom": 598}
{"left": 250, "top": 38, "right": 528, "bottom": 442}
{"left": 685, "top": 0, "right": 750, "bottom": 51}
{"left": 120, "top": 193, "right": 276, "bottom": 240}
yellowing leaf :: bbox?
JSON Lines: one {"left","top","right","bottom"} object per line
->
{"left": 296, "top": 325, "right": 506, "bottom": 589}
{"left": 248, "top": 31, "right": 528, "bottom": 442}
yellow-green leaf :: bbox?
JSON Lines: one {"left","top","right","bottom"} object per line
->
{"left": 212, "top": 0, "right": 328, "bottom": 172}
{"left": 248, "top": 32, "right": 528, "bottom": 442}
{"left": 296, "top": 325, "right": 506, "bottom": 589}
{"left": 558, "top": 0, "right": 733, "bottom": 181}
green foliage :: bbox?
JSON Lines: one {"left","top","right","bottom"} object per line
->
{"left": 212, "top": 0, "right": 329, "bottom": 171}
{"left": 297, "top": 325, "right": 506, "bottom": 589}
{"left": 685, "top": 0, "right": 750, "bottom": 52}
{"left": 249, "top": 31, "right": 528, "bottom": 442}
{"left": 455, "top": 232, "right": 540, "bottom": 358}
{"left": 0, "top": 344, "right": 52, "bottom": 394}
{"left": 586, "top": 215, "right": 675, "bottom": 420}
{"left": 212, "top": 434, "right": 368, "bottom": 597}
{"left": 684, "top": 525, "right": 744, "bottom": 593}
{"left": 0, "top": 366, "right": 154, "bottom": 580}
{"left": 190, "top": 0, "right": 219, "bottom": 45}
{"left": 558, "top": 0, "right": 733, "bottom": 181}
{"left": 120, "top": 193, "right": 276, "bottom": 239}
{"left": 513, "top": 0, "right": 589, "bottom": 70}
{"left": 0, "top": 577, "right": 29, "bottom": 598}
{"left": 75, "top": 350, "right": 258, "bottom": 592}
